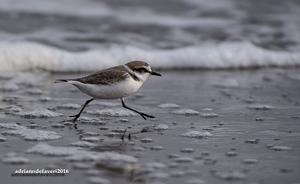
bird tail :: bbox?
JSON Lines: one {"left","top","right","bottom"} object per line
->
{"left": 54, "top": 79, "right": 68, "bottom": 83}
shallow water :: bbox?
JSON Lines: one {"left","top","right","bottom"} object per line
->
{"left": 0, "top": 68, "right": 300, "bottom": 184}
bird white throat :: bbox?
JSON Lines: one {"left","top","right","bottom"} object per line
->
{"left": 54, "top": 61, "right": 161, "bottom": 125}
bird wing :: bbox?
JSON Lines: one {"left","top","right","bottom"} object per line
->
{"left": 74, "top": 65, "right": 129, "bottom": 85}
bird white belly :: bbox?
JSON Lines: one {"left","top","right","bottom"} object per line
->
{"left": 68, "top": 78, "right": 143, "bottom": 99}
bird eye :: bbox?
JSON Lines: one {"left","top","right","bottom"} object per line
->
{"left": 135, "top": 68, "right": 148, "bottom": 73}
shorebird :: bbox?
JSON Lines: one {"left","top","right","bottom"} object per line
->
{"left": 55, "top": 61, "right": 161, "bottom": 124}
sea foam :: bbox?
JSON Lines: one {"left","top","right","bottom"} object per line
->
{"left": 0, "top": 123, "right": 61, "bottom": 141}
{"left": 0, "top": 41, "right": 300, "bottom": 73}
{"left": 26, "top": 143, "right": 138, "bottom": 163}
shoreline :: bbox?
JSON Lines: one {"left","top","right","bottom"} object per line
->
{"left": 0, "top": 68, "right": 299, "bottom": 184}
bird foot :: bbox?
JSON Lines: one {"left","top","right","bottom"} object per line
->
{"left": 139, "top": 112, "right": 155, "bottom": 120}
{"left": 68, "top": 114, "right": 80, "bottom": 123}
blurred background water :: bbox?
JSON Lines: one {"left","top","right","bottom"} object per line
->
{"left": 0, "top": 0, "right": 300, "bottom": 72}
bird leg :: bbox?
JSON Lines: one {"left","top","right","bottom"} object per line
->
{"left": 121, "top": 98, "right": 155, "bottom": 120}
{"left": 69, "top": 98, "right": 94, "bottom": 123}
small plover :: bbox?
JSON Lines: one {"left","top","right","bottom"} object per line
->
{"left": 55, "top": 61, "right": 161, "bottom": 123}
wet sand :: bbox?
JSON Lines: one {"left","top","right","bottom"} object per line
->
{"left": 0, "top": 68, "right": 300, "bottom": 184}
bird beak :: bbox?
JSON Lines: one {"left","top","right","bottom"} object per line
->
{"left": 151, "top": 71, "right": 162, "bottom": 76}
